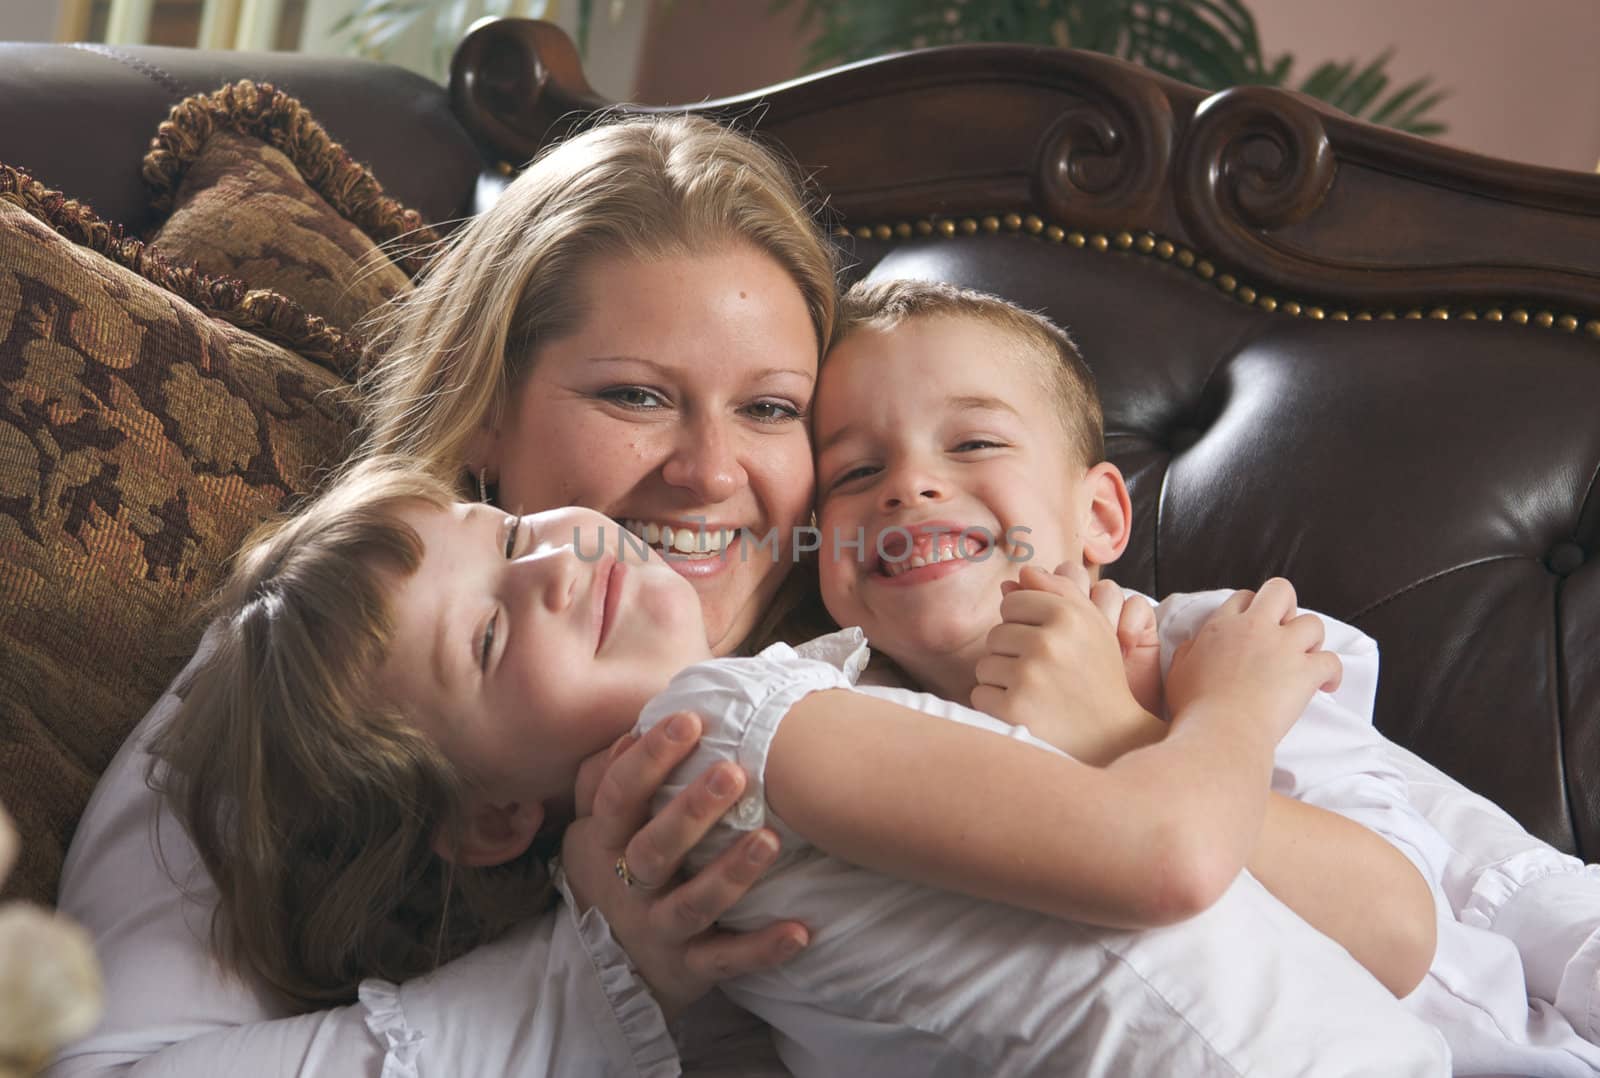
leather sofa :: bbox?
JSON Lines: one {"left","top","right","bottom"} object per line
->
{"left": 1, "top": 12, "right": 1594, "bottom": 890}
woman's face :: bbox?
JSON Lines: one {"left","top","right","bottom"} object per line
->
{"left": 480, "top": 243, "right": 819, "bottom": 656}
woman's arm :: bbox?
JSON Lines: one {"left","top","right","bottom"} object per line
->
{"left": 764, "top": 581, "right": 1338, "bottom": 929}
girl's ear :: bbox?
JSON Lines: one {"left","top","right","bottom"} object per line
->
{"left": 433, "top": 798, "right": 546, "bottom": 868}
{"left": 1080, "top": 461, "right": 1133, "bottom": 569}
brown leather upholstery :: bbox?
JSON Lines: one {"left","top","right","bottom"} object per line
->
{"left": 3, "top": 22, "right": 1595, "bottom": 859}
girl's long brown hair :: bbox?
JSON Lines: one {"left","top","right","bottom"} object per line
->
{"left": 150, "top": 459, "right": 555, "bottom": 1007}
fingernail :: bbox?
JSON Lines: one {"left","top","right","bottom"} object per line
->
{"left": 779, "top": 933, "right": 805, "bottom": 956}
{"left": 747, "top": 831, "right": 778, "bottom": 864}
{"left": 667, "top": 713, "right": 698, "bottom": 742}
{"left": 709, "top": 766, "right": 741, "bottom": 798}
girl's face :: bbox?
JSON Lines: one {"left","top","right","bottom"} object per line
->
{"left": 478, "top": 243, "right": 819, "bottom": 658}
{"left": 382, "top": 501, "right": 710, "bottom": 808}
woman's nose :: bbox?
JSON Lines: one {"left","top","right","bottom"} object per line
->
{"left": 660, "top": 418, "right": 746, "bottom": 503}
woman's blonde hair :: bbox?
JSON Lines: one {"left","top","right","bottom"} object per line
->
{"left": 359, "top": 114, "right": 838, "bottom": 490}
{"left": 150, "top": 458, "right": 554, "bottom": 1008}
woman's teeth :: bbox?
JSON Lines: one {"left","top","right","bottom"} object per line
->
{"left": 621, "top": 519, "right": 734, "bottom": 558}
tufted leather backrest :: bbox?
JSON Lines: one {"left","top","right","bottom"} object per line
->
{"left": 450, "top": 19, "right": 1600, "bottom": 856}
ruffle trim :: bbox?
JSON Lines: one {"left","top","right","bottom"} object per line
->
{"left": 142, "top": 80, "right": 441, "bottom": 279}
{"left": 0, "top": 162, "right": 368, "bottom": 381}
{"left": 1460, "top": 849, "right": 1591, "bottom": 932}
{"left": 359, "top": 979, "right": 426, "bottom": 1078}
{"left": 555, "top": 868, "right": 681, "bottom": 1078}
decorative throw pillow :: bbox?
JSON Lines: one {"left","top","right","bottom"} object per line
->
{"left": 142, "top": 80, "right": 441, "bottom": 337}
{"left": 0, "top": 165, "right": 362, "bottom": 904}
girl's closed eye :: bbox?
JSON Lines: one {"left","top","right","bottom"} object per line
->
{"left": 479, "top": 516, "right": 523, "bottom": 672}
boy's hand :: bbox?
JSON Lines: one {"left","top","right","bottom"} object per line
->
{"left": 1072, "top": 566, "right": 1164, "bottom": 718}
{"left": 1165, "top": 578, "right": 1342, "bottom": 746}
{"left": 973, "top": 565, "right": 1163, "bottom": 765}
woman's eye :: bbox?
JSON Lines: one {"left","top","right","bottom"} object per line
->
{"left": 504, "top": 516, "right": 521, "bottom": 559}
{"left": 744, "top": 399, "right": 803, "bottom": 423}
{"left": 601, "top": 386, "right": 667, "bottom": 409}
{"left": 480, "top": 612, "right": 498, "bottom": 672}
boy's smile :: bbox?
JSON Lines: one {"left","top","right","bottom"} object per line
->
{"left": 814, "top": 313, "right": 1128, "bottom": 702}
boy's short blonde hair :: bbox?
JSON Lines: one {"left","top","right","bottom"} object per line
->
{"left": 833, "top": 279, "right": 1105, "bottom": 468}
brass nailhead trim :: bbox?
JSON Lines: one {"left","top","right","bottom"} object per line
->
{"left": 840, "top": 214, "right": 1597, "bottom": 338}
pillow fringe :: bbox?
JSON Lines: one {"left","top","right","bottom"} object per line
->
{"left": 1, "top": 163, "right": 369, "bottom": 379}
{"left": 142, "top": 80, "right": 441, "bottom": 279}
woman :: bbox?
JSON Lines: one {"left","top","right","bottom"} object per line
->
{"left": 51, "top": 113, "right": 833, "bottom": 1077}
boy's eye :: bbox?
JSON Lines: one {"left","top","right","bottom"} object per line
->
{"left": 601, "top": 386, "right": 667, "bottom": 410}
{"left": 504, "top": 516, "right": 521, "bottom": 559}
{"left": 953, "top": 439, "right": 1004, "bottom": 452}
{"left": 833, "top": 464, "right": 880, "bottom": 487}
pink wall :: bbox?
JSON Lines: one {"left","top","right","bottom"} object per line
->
{"left": 1251, "top": 0, "right": 1600, "bottom": 173}
{"left": 633, "top": 0, "right": 1600, "bottom": 174}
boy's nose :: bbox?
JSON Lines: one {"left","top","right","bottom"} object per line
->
{"left": 880, "top": 467, "right": 945, "bottom": 511}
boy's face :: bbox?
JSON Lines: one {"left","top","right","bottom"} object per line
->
{"left": 814, "top": 315, "right": 1128, "bottom": 697}
{"left": 382, "top": 501, "right": 710, "bottom": 811}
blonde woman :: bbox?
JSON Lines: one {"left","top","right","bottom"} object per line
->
{"left": 51, "top": 115, "right": 834, "bottom": 1077}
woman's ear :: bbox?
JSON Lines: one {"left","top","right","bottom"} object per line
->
{"left": 462, "top": 424, "right": 499, "bottom": 486}
{"left": 1079, "top": 461, "right": 1133, "bottom": 569}
{"left": 433, "top": 798, "right": 546, "bottom": 868}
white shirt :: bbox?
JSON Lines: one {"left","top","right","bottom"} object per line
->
{"left": 639, "top": 627, "right": 1452, "bottom": 1078}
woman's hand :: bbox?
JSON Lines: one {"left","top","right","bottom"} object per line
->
{"left": 560, "top": 712, "right": 809, "bottom": 1022}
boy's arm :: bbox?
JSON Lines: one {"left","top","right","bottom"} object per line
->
{"left": 1251, "top": 793, "right": 1437, "bottom": 997}
{"left": 765, "top": 581, "right": 1339, "bottom": 930}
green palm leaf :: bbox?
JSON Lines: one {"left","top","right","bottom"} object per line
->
{"left": 783, "top": 0, "right": 1449, "bottom": 137}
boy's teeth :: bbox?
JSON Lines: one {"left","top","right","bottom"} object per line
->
{"left": 879, "top": 532, "right": 987, "bottom": 577}
{"left": 644, "top": 522, "right": 660, "bottom": 544}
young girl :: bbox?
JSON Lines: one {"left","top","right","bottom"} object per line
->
{"left": 153, "top": 456, "right": 1450, "bottom": 1076}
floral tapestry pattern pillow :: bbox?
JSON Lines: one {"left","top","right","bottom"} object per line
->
{"left": 142, "top": 80, "right": 442, "bottom": 338}
{"left": 0, "top": 166, "right": 360, "bottom": 903}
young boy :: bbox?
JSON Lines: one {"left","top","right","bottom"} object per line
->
{"left": 812, "top": 277, "right": 1600, "bottom": 1075}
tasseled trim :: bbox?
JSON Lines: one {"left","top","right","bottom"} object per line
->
{"left": 0, "top": 163, "right": 369, "bottom": 380}
{"left": 142, "top": 80, "right": 441, "bottom": 280}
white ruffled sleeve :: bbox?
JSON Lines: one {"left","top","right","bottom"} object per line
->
{"left": 635, "top": 635, "right": 860, "bottom": 876}
{"left": 357, "top": 874, "right": 678, "bottom": 1078}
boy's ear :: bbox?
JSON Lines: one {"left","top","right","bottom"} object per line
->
{"left": 1079, "top": 461, "right": 1133, "bottom": 569}
{"left": 433, "top": 797, "right": 546, "bottom": 868}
